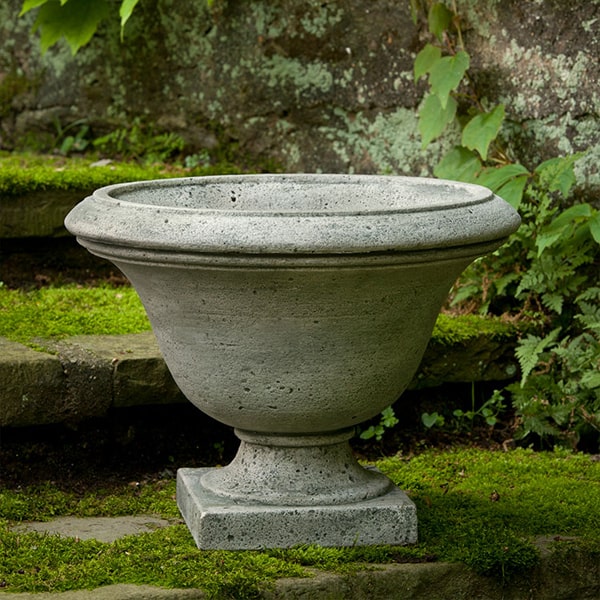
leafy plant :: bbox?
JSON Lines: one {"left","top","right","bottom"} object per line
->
{"left": 51, "top": 118, "right": 90, "bottom": 155}
{"left": 421, "top": 411, "right": 445, "bottom": 429}
{"left": 20, "top": 0, "right": 216, "bottom": 54}
{"left": 452, "top": 387, "right": 505, "bottom": 430}
{"left": 360, "top": 406, "right": 399, "bottom": 441}
{"left": 20, "top": 0, "right": 140, "bottom": 54}
{"left": 93, "top": 118, "right": 185, "bottom": 164}
{"left": 409, "top": 1, "right": 600, "bottom": 449}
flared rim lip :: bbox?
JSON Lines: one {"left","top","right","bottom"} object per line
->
{"left": 65, "top": 174, "right": 521, "bottom": 257}
{"left": 92, "top": 173, "right": 493, "bottom": 217}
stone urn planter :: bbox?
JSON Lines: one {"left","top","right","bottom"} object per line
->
{"left": 65, "top": 174, "right": 520, "bottom": 549}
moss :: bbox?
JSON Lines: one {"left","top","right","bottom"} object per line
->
{"left": 0, "top": 448, "right": 597, "bottom": 593}
{"left": 377, "top": 447, "right": 600, "bottom": 579}
{"left": 431, "top": 313, "right": 521, "bottom": 346}
{"left": 0, "top": 524, "right": 306, "bottom": 597}
{"left": 0, "top": 152, "right": 243, "bottom": 198}
{"left": 0, "top": 284, "right": 150, "bottom": 345}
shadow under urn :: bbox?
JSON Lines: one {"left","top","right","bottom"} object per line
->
{"left": 65, "top": 174, "right": 520, "bottom": 549}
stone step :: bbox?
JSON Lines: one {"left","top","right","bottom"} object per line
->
{"left": 0, "top": 329, "right": 519, "bottom": 427}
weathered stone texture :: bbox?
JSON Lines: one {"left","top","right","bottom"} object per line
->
{"left": 0, "top": 333, "right": 186, "bottom": 427}
{"left": 0, "top": 0, "right": 597, "bottom": 189}
{"left": 0, "top": 337, "right": 65, "bottom": 426}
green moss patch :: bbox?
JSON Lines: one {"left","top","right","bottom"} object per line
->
{"left": 432, "top": 313, "right": 520, "bottom": 345}
{"left": 0, "top": 284, "right": 150, "bottom": 345}
{"left": 377, "top": 447, "right": 600, "bottom": 578}
{"left": 0, "top": 152, "right": 241, "bottom": 197}
{"left": 1, "top": 448, "right": 598, "bottom": 594}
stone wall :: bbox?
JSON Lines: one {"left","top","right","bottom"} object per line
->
{"left": 0, "top": 0, "right": 598, "bottom": 190}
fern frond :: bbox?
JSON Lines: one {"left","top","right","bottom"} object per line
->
{"left": 515, "top": 328, "right": 561, "bottom": 386}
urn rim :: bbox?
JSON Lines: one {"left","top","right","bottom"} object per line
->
{"left": 65, "top": 174, "right": 521, "bottom": 256}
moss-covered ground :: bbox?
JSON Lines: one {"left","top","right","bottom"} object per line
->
{"left": 0, "top": 448, "right": 598, "bottom": 596}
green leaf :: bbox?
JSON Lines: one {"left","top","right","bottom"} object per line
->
{"left": 20, "top": 0, "right": 51, "bottom": 15}
{"left": 515, "top": 328, "right": 561, "bottom": 385}
{"left": 536, "top": 203, "right": 593, "bottom": 256}
{"left": 409, "top": 0, "right": 420, "bottom": 25}
{"left": 589, "top": 211, "right": 600, "bottom": 244}
{"left": 381, "top": 406, "right": 399, "bottom": 428}
{"left": 119, "top": 0, "right": 140, "bottom": 35}
{"left": 581, "top": 370, "right": 600, "bottom": 389}
{"left": 548, "top": 203, "right": 592, "bottom": 229}
{"left": 475, "top": 163, "right": 530, "bottom": 192}
{"left": 541, "top": 292, "right": 564, "bottom": 314}
{"left": 32, "top": 0, "right": 110, "bottom": 54}
{"left": 414, "top": 43, "right": 442, "bottom": 82}
{"left": 434, "top": 146, "right": 482, "bottom": 182}
{"left": 422, "top": 412, "right": 442, "bottom": 428}
{"left": 461, "top": 104, "right": 505, "bottom": 161}
{"left": 495, "top": 175, "right": 528, "bottom": 210}
{"left": 418, "top": 93, "right": 457, "bottom": 148}
{"left": 474, "top": 163, "right": 530, "bottom": 209}
{"left": 359, "top": 427, "right": 377, "bottom": 440}
{"left": 428, "top": 2, "right": 453, "bottom": 41}
{"left": 534, "top": 154, "right": 582, "bottom": 197}
{"left": 429, "top": 50, "right": 469, "bottom": 109}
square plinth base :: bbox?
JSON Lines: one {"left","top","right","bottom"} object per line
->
{"left": 177, "top": 467, "right": 417, "bottom": 550}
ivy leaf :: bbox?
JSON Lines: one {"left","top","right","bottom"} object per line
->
{"left": 418, "top": 93, "right": 457, "bottom": 148}
{"left": 428, "top": 50, "right": 469, "bottom": 109}
{"left": 31, "top": 0, "right": 110, "bottom": 54}
{"left": 434, "top": 146, "right": 481, "bottom": 182}
{"left": 119, "top": 0, "right": 141, "bottom": 35}
{"left": 495, "top": 175, "right": 529, "bottom": 210}
{"left": 414, "top": 43, "right": 441, "bottom": 82}
{"left": 476, "top": 163, "right": 530, "bottom": 191}
{"left": 461, "top": 104, "right": 505, "bottom": 161}
{"left": 475, "top": 163, "right": 530, "bottom": 209}
{"left": 428, "top": 2, "right": 453, "bottom": 41}
{"left": 534, "top": 154, "right": 582, "bottom": 197}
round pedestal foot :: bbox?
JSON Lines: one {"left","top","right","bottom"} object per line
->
{"left": 200, "top": 428, "right": 393, "bottom": 506}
